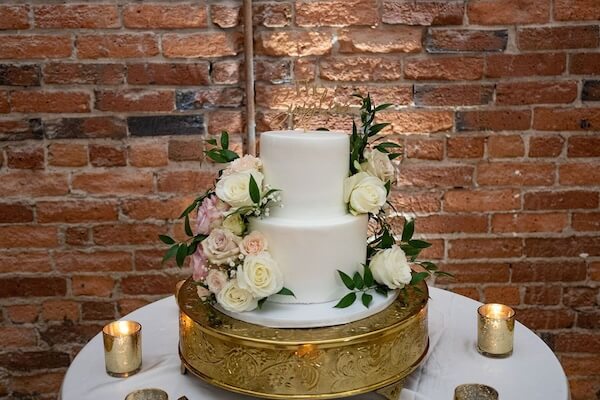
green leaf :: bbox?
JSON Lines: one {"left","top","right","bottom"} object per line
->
{"left": 375, "top": 285, "right": 389, "bottom": 297}
{"left": 380, "top": 229, "right": 394, "bottom": 249}
{"left": 420, "top": 261, "right": 438, "bottom": 271}
{"left": 184, "top": 215, "right": 193, "bottom": 237}
{"left": 205, "top": 138, "right": 217, "bottom": 146}
{"left": 316, "top": 127, "right": 330, "bottom": 131}
{"left": 162, "top": 244, "right": 178, "bottom": 264}
{"left": 249, "top": 175, "right": 260, "bottom": 204}
{"left": 409, "top": 239, "right": 431, "bottom": 249}
{"left": 400, "top": 245, "right": 421, "bottom": 256}
{"left": 374, "top": 103, "right": 393, "bottom": 112}
{"left": 221, "top": 149, "right": 240, "bottom": 162}
{"left": 220, "top": 131, "right": 229, "bottom": 150}
{"left": 434, "top": 271, "right": 455, "bottom": 279}
{"left": 187, "top": 241, "right": 199, "bottom": 256}
{"left": 368, "top": 123, "right": 390, "bottom": 136}
{"left": 410, "top": 272, "right": 430, "bottom": 285}
{"left": 334, "top": 292, "right": 357, "bottom": 308}
{"left": 277, "top": 287, "right": 295, "bottom": 297}
{"left": 377, "top": 141, "right": 402, "bottom": 149}
{"left": 385, "top": 180, "right": 391, "bottom": 196}
{"left": 337, "top": 270, "right": 355, "bottom": 290}
{"left": 179, "top": 199, "right": 199, "bottom": 219}
{"left": 192, "top": 234, "right": 208, "bottom": 243}
{"left": 388, "top": 153, "right": 402, "bottom": 160}
{"left": 361, "top": 292, "right": 373, "bottom": 308}
{"left": 363, "top": 264, "right": 374, "bottom": 287}
{"left": 402, "top": 219, "right": 415, "bottom": 242}
{"left": 205, "top": 149, "right": 229, "bottom": 163}
{"left": 176, "top": 243, "right": 188, "bottom": 268}
{"left": 258, "top": 297, "right": 268, "bottom": 309}
{"left": 159, "top": 234, "right": 176, "bottom": 245}
{"left": 353, "top": 272, "right": 364, "bottom": 290}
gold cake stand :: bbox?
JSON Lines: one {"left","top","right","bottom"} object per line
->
{"left": 178, "top": 278, "right": 429, "bottom": 399}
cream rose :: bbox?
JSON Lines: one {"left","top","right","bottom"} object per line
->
{"left": 362, "top": 149, "right": 395, "bottom": 184}
{"left": 223, "top": 155, "right": 263, "bottom": 176}
{"left": 343, "top": 172, "right": 387, "bottom": 215}
{"left": 216, "top": 279, "right": 258, "bottom": 312}
{"left": 237, "top": 252, "right": 283, "bottom": 298}
{"left": 239, "top": 231, "right": 268, "bottom": 256}
{"left": 370, "top": 245, "right": 412, "bottom": 290}
{"left": 222, "top": 213, "right": 246, "bottom": 236}
{"left": 215, "top": 170, "right": 264, "bottom": 208}
{"left": 205, "top": 269, "right": 228, "bottom": 294}
{"left": 201, "top": 228, "right": 241, "bottom": 266}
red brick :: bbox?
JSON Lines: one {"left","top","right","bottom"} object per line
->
{"left": 406, "top": 138, "right": 444, "bottom": 160}
{"left": 560, "top": 163, "right": 600, "bottom": 185}
{"left": 157, "top": 170, "right": 216, "bottom": 194}
{"left": 0, "top": 35, "right": 71, "bottom": 59}
{"left": 320, "top": 56, "right": 403, "bottom": 81}
{"left": 382, "top": 1, "right": 464, "bottom": 26}
{"left": 388, "top": 191, "right": 442, "bottom": 213}
{"left": 41, "top": 300, "right": 79, "bottom": 322}
{"left": 512, "top": 261, "right": 587, "bottom": 282}
{"left": 421, "top": 239, "right": 444, "bottom": 259}
{"left": 478, "top": 162, "right": 554, "bottom": 186}
{"left": 0, "top": 171, "right": 68, "bottom": 197}
{"left": 426, "top": 29, "right": 507, "bottom": 52}
{"left": 525, "top": 236, "right": 600, "bottom": 258}
{"left": 450, "top": 287, "right": 480, "bottom": 301}
{"left": 555, "top": 333, "right": 600, "bottom": 353}
{"left": 34, "top": 4, "right": 119, "bottom": 28}
{"left": 48, "top": 143, "right": 88, "bottom": 167}
{"left": 72, "top": 170, "right": 153, "bottom": 195}
{"left": 54, "top": 251, "right": 131, "bottom": 273}
{"left": 572, "top": 212, "right": 600, "bottom": 231}
{"left": 0, "top": 64, "right": 40, "bottom": 86}
{"left": 129, "top": 141, "right": 168, "bottom": 167}
{"left": 211, "top": 4, "right": 240, "bottom": 28}
{"left": 135, "top": 249, "right": 176, "bottom": 271}
{"left": 11, "top": 372, "right": 64, "bottom": 395}
{"left": 467, "top": 0, "right": 549, "bottom": 24}
{"left": 568, "top": 136, "right": 600, "bottom": 157}
{"left": 177, "top": 87, "right": 244, "bottom": 109}
{"left": 95, "top": 89, "right": 174, "bottom": 112}
{"left": 6, "top": 145, "right": 44, "bottom": 169}
{"left": 0, "top": 119, "right": 42, "bottom": 141}
{"left": 385, "top": 111, "right": 454, "bottom": 133}
{"left": 578, "top": 310, "right": 600, "bottom": 329}
{"left": 415, "top": 84, "right": 493, "bottom": 106}
{"left": 488, "top": 135, "right": 524, "bottom": 158}
{"left": 339, "top": 27, "right": 422, "bottom": 54}
{"left": 399, "top": 165, "right": 473, "bottom": 188}
{"left": 0, "top": 350, "right": 70, "bottom": 371}
{"left": 444, "top": 189, "right": 520, "bottom": 212}
{"left": 93, "top": 224, "right": 164, "bottom": 246}
{"left": 127, "top": 63, "right": 210, "bottom": 86}
{"left": 253, "top": 3, "right": 292, "bottom": 27}
{"left": 458, "top": 110, "right": 531, "bottom": 131}
{"left": 524, "top": 285, "right": 562, "bottom": 305}
{"left": 0, "top": 252, "right": 51, "bottom": 274}
{"left": 45, "top": 116, "right": 127, "bottom": 139}
{"left": 256, "top": 31, "right": 332, "bottom": 57}
{"left": 590, "top": 262, "right": 600, "bottom": 281}
{"left": 0, "top": 90, "right": 8, "bottom": 113}
{"left": 570, "top": 53, "right": 600, "bottom": 75}
{"left": 492, "top": 213, "right": 567, "bottom": 233}
{"left": 582, "top": 80, "right": 600, "bottom": 101}
{"left": 496, "top": 81, "right": 577, "bottom": 105}
{"left": 122, "top": 197, "right": 192, "bottom": 221}
{"left": 0, "top": 277, "right": 66, "bottom": 298}
{"left": 118, "top": 299, "right": 150, "bottom": 317}
{"left": 296, "top": 0, "right": 378, "bottom": 27}
{"left": 418, "top": 214, "right": 488, "bottom": 234}
{"left": 43, "top": 63, "right": 124, "bottom": 85}
{"left": 529, "top": 135, "right": 565, "bottom": 157}
{"left": 294, "top": 58, "right": 315, "bottom": 82}
{"left": 447, "top": 136, "right": 485, "bottom": 159}
{"left": 65, "top": 227, "right": 89, "bottom": 246}
{"left": 162, "top": 32, "right": 240, "bottom": 58}
{"left": 212, "top": 60, "right": 241, "bottom": 85}
{"left": 535, "top": 108, "right": 600, "bottom": 131}
{"left": 37, "top": 201, "right": 118, "bottom": 223}
{"left": 449, "top": 238, "right": 522, "bottom": 259}
{"left": 168, "top": 138, "right": 203, "bottom": 161}
{"left": 6, "top": 304, "right": 39, "bottom": 324}
{"left": 561, "top": 355, "right": 600, "bottom": 377}
{"left": 0, "top": 203, "right": 32, "bottom": 223}
{"left": 564, "top": 287, "right": 597, "bottom": 307}
{"left": 405, "top": 56, "right": 484, "bottom": 80}
{"left": 0, "top": 5, "right": 30, "bottom": 29}
{"left": 484, "top": 286, "right": 520, "bottom": 305}
{"left": 517, "top": 309, "right": 575, "bottom": 330}
{"left": 207, "top": 110, "right": 244, "bottom": 135}
{"left": 487, "top": 53, "right": 566, "bottom": 77}
{"left": 82, "top": 301, "right": 116, "bottom": 321}
{"left": 123, "top": 4, "right": 207, "bottom": 28}
{"left": 11, "top": 91, "right": 90, "bottom": 113}
{"left": 41, "top": 322, "right": 104, "bottom": 346}
{"left": 555, "top": 0, "right": 600, "bottom": 20}
{"left": 0, "top": 226, "right": 58, "bottom": 248}
{"left": 525, "top": 190, "right": 598, "bottom": 210}
{"left": 72, "top": 276, "right": 115, "bottom": 297}
{"left": 519, "top": 26, "right": 599, "bottom": 50}
{"left": 121, "top": 274, "right": 184, "bottom": 295}
{"left": 0, "top": 326, "right": 37, "bottom": 348}
{"left": 77, "top": 34, "right": 159, "bottom": 59}
{"left": 89, "top": 144, "right": 126, "bottom": 167}
{"left": 437, "top": 262, "right": 510, "bottom": 283}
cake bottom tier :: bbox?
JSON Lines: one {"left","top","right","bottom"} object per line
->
{"left": 250, "top": 214, "right": 368, "bottom": 304}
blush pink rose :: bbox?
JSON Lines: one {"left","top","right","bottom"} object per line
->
{"left": 191, "top": 248, "right": 209, "bottom": 281}
{"left": 239, "top": 231, "right": 268, "bottom": 256}
{"left": 197, "top": 285, "right": 211, "bottom": 301}
{"left": 195, "top": 195, "right": 228, "bottom": 235}
{"left": 205, "top": 269, "right": 228, "bottom": 294}
{"left": 222, "top": 155, "right": 262, "bottom": 176}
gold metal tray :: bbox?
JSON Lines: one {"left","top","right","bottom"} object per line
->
{"left": 178, "top": 278, "right": 429, "bottom": 399}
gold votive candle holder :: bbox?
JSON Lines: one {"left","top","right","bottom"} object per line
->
{"left": 103, "top": 320, "right": 142, "bottom": 377}
{"left": 477, "top": 303, "right": 515, "bottom": 358}
{"left": 124, "top": 388, "right": 168, "bottom": 400}
{"left": 454, "top": 384, "right": 499, "bottom": 400}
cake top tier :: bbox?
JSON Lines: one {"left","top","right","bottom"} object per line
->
{"left": 259, "top": 130, "right": 349, "bottom": 219}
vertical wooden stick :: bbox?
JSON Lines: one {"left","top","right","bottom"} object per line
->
{"left": 243, "top": 0, "right": 256, "bottom": 155}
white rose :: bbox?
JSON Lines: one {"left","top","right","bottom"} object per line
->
{"left": 343, "top": 172, "right": 387, "bottom": 215}
{"left": 237, "top": 252, "right": 283, "bottom": 298}
{"left": 205, "top": 269, "right": 228, "bottom": 294}
{"left": 216, "top": 279, "right": 258, "bottom": 312}
{"left": 362, "top": 149, "right": 395, "bottom": 184}
{"left": 223, "top": 155, "right": 263, "bottom": 176}
{"left": 370, "top": 245, "right": 412, "bottom": 290}
{"left": 239, "top": 231, "right": 268, "bottom": 256}
{"left": 222, "top": 213, "right": 246, "bottom": 236}
{"left": 201, "top": 228, "right": 241, "bottom": 265}
{"left": 215, "top": 170, "right": 264, "bottom": 208}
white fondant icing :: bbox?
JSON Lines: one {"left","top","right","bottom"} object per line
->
{"left": 217, "top": 289, "right": 398, "bottom": 328}
{"left": 250, "top": 214, "right": 368, "bottom": 304}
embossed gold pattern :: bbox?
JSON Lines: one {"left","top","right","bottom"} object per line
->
{"left": 178, "top": 278, "right": 429, "bottom": 399}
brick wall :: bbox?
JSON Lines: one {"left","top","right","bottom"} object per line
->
{"left": 0, "top": 1, "right": 599, "bottom": 399}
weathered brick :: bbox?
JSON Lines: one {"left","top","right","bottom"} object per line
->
{"left": 492, "top": 213, "right": 567, "bottom": 233}
{"left": 447, "top": 136, "right": 485, "bottom": 159}
{"left": 572, "top": 212, "right": 600, "bottom": 232}
{"left": 212, "top": 60, "right": 241, "bottom": 85}
{"left": 65, "top": 227, "right": 89, "bottom": 246}
{"left": 484, "top": 286, "right": 520, "bottom": 305}
{"left": 0, "top": 5, "right": 30, "bottom": 29}
{"left": 382, "top": 1, "right": 464, "bottom": 26}
{"left": 582, "top": 80, "right": 600, "bottom": 102}
{"left": 560, "top": 163, "right": 600, "bottom": 185}
{"left": 457, "top": 110, "right": 531, "bottom": 131}
{"left": 385, "top": 111, "right": 453, "bottom": 133}
{"left": 0, "top": 171, "right": 68, "bottom": 197}
{"left": 177, "top": 88, "right": 244, "bottom": 110}
{"left": 406, "top": 137, "right": 444, "bottom": 160}
{"left": 0, "top": 35, "right": 71, "bottom": 59}
{"left": 529, "top": 135, "right": 564, "bottom": 158}
{"left": 54, "top": 251, "right": 131, "bottom": 273}
{"left": 6, "top": 145, "right": 44, "bottom": 169}
{"left": 72, "top": 171, "right": 153, "bottom": 195}
{"left": 44, "top": 117, "right": 126, "bottom": 139}
{"left": 405, "top": 56, "right": 484, "bottom": 80}
{"left": 0, "top": 64, "right": 40, "bottom": 86}
{"left": 534, "top": 107, "right": 600, "bottom": 131}
{"left": 555, "top": 333, "right": 600, "bottom": 353}
{"left": 449, "top": 238, "right": 522, "bottom": 259}
{"left": 564, "top": 287, "right": 598, "bottom": 307}
{"left": 123, "top": 4, "right": 207, "bottom": 28}
{"left": 77, "top": 34, "right": 159, "bottom": 59}
{"left": 399, "top": 165, "right": 473, "bottom": 187}
{"left": 477, "top": 162, "right": 554, "bottom": 186}
{"left": 0, "top": 277, "right": 65, "bottom": 298}
{"left": 467, "top": 0, "right": 549, "bottom": 24}
{"left": 517, "top": 309, "right": 575, "bottom": 330}
{"left": 43, "top": 63, "right": 125, "bottom": 85}
{"left": 168, "top": 138, "right": 203, "bottom": 161}
{"left": 253, "top": 3, "right": 292, "bottom": 27}
{"left": 320, "top": 56, "right": 403, "bottom": 82}
{"left": 40, "top": 322, "right": 104, "bottom": 346}
{"left": 444, "top": 189, "right": 520, "bottom": 212}
{"left": 496, "top": 81, "right": 577, "bottom": 105}
{"left": 37, "top": 200, "right": 118, "bottom": 223}
{"left": 157, "top": 170, "right": 216, "bottom": 193}
{"left": 0, "top": 252, "right": 51, "bottom": 274}
{"left": 486, "top": 53, "right": 566, "bottom": 77}
{"left": 11, "top": 91, "right": 90, "bottom": 113}
{"left": 128, "top": 141, "right": 168, "bottom": 167}
{"left": 415, "top": 84, "right": 493, "bottom": 106}
{"left": 555, "top": 0, "right": 600, "bottom": 20}
{"left": 48, "top": 143, "right": 88, "bottom": 167}
{"left": 0, "top": 203, "right": 33, "bottom": 223}
{"left": 11, "top": 372, "right": 64, "bottom": 395}
{"left": 417, "top": 214, "right": 488, "bottom": 234}
{"left": 72, "top": 276, "right": 115, "bottom": 297}
{"left": 0, "top": 351, "right": 70, "bottom": 372}
{"left": 437, "top": 262, "right": 510, "bottom": 283}
{"left": 524, "top": 190, "right": 598, "bottom": 210}
{"left": 82, "top": 301, "right": 116, "bottom": 321}
{"left": 0, "top": 226, "right": 58, "bottom": 248}
{"left": 89, "top": 144, "right": 127, "bottom": 167}
{"left": 118, "top": 299, "right": 150, "bottom": 316}
{"left": 519, "top": 26, "right": 599, "bottom": 50}
{"left": 571, "top": 53, "right": 600, "bottom": 75}
{"left": 525, "top": 236, "right": 600, "bottom": 257}
{"left": 0, "top": 90, "right": 8, "bottom": 113}
{"left": 6, "top": 304, "right": 39, "bottom": 324}
{"left": 127, "top": 63, "right": 209, "bottom": 86}
{"left": 296, "top": 0, "right": 378, "bottom": 27}
{"left": 95, "top": 89, "right": 174, "bottom": 112}
{"left": 488, "top": 135, "right": 524, "bottom": 158}
{"left": 426, "top": 29, "right": 507, "bottom": 53}
{"left": 93, "top": 224, "right": 164, "bottom": 246}
{"left": 294, "top": 58, "right": 315, "bottom": 82}
{"left": 389, "top": 191, "right": 441, "bottom": 213}
{"left": 578, "top": 310, "right": 600, "bottom": 329}
{"left": 162, "top": 32, "right": 240, "bottom": 58}
{"left": 41, "top": 300, "right": 79, "bottom": 321}
{"left": 207, "top": 111, "right": 243, "bottom": 135}
{"left": 34, "top": 4, "right": 119, "bottom": 28}
{"left": 339, "top": 27, "right": 422, "bottom": 54}
{"left": 128, "top": 115, "right": 204, "bottom": 137}
{"left": 524, "top": 286, "right": 562, "bottom": 305}
{"left": 513, "top": 262, "right": 587, "bottom": 282}
{"left": 211, "top": 4, "right": 240, "bottom": 28}
{"left": 122, "top": 197, "right": 192, "bottom": 221}
{"left": 256, "top": 31, "right": 332, "bottom": 57}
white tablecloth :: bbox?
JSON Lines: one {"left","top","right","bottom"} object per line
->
{"left": 60, "top": 288, "right": 569, "bottom": 400}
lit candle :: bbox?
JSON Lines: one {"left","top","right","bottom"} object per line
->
{"left": 477, "top": 303, "right": 515, "bottom": 358}
{"left": 103, "top": 320, "right": 142, "bottom": 377}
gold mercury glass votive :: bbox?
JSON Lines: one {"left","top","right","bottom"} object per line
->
{"left": 477, "top": 303, "right": 515, "bottom": 358}
{"left": 103, "top": 320, "right": 142, "bottom": 377}
{"left": 454, "top": 384, "right": 499, "bottom": 400}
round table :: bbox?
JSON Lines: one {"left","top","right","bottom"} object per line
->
{"left": 60, "top": 287, "right": 570, "bottom": 400}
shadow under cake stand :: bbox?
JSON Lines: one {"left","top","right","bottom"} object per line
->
{"left": 177, "top": 278, "right": 429, "bottom": 399}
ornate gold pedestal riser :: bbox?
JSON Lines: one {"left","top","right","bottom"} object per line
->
{"left": 178, "top": 279, "right": 429, "bottom": 399}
